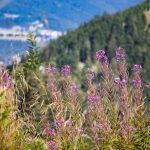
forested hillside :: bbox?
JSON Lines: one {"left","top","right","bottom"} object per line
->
{"left": 40, "top": 0, "right": 150, "bottom": 97}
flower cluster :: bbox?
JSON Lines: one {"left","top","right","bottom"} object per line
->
{"left": 69, "top": 83, "right": 78, "bottom": 93}
{"left": 43, "top": 48, "right": 147, "bottom": 149}
{"left": 132, "top": 79, "right": 141, "bottom": 87}
{"left": 114, "top": 77, "right": 127, "bottom": 86}
{"left": 116, "top": 48, "right": 125, "bottom": 61}
{"left": 132, "top": 64, "right": 142, "bottom": 107}
{"left": 45, "top": 65, "right": 56, "bottom": 76}
{"left": 87, "top": 95, "right": 99, "bottom": 103}
{"left": 44, "top": 127, "right": 55, "bottom": 138}
{"left": 48, "top": 81, "right": 57, "bottom": 92}
{"left": 55, "top": 118, "right": 64, "bottom": 129}
{"left": 96, "top": 50, "right": 110, "bottom": 80}
{"left": 133, "top": 64, "right": 142, "bottom": 73}
{"left": 48, "top": 141, "right": 57, "bottom": 149}
{"left": 78, "top": 128, "right": 84, "bottom": 135}
{"left": 115, "top": 48, "right": 127, "bottom": 80}
{"left": 61, "top": 65, "right": 71, "bottom": 76}
{"left": 96, "top": 50, "right": 107, "bottom": 62}
{"left": 86, "top": 68, "right": 95, "bottom": 87}
{"left": 0, "top": 65, "right": 13, "bottom": 90}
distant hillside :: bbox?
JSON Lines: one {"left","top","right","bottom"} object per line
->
{"left": 40, "top": 0, "right": 150, "bottom": 96}
{"left": 0, "top": 0, "right": 143, "bottom": 64}
{"left": 0, "top": 0, "right": 144, "bottom": 31}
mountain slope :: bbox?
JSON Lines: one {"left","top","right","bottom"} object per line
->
{"left": 40, "top": 0, "right": 150, "bottom": 96}
{"left": 0, "top": 0, "right": 144, "bottom": 31}
{"left": 0, "top": 0, "right": 144, "bottom": 64}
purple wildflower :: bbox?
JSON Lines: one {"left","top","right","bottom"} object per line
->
{"left": 45, "top": 65, "right": 56, "bottom": 76}
{"left": 61, "top": 65, "right": 71, "bottom": 76}
{"left": 96, "top": 50, "right": 110, "bottom": 80}
{"left": 116, "top": 48, "right": 127, "bottom": 79}
{"left": 121, "top": 79, "right": 127, "bottom": 86}
{"left": 114, "top": 78, "right": 127, "bottom": 86}
{"left": 132, "top": 136, "right": 136, "bottom": 142}
{"left": 98, "top": 120, "right": 105, "bottom": 131}
{"left": 0, "top": 65, "right": 5, "bottom": 74}
{"left": 94, "top": 134, "right": 100, "bottom": 141}
{"left": 120, "top": 129, "right": 126, "bottom": 136}
{"left": 78, "top": 128, "right": 84, "bottom": 135}
{"left": 114, "top": 77, "right": 120, "bottom": 85}
{"left": 69, "top": 83, "right": 78, "bottom": 93}
{"left": 55, "top": 118, "right": 63, "bottom": 128}
{"left": 0, "top": 65, "right": 13, "bottom": 90}
{"left": 132, "top": 64, "right": 142, "bottom": 107}
{"left": 132, "top": 79, "right": 141, "bottom": 87}
{"left": 48, "top": 81, "right": 57, "bottom": 92}
{"left": 96, "top": 50, "right": 107, "bottom": 62}
{"left": 133, "top": 64, "right": 142, "bottom": 73}
{"left": 44, "top": 127, "right": 55, "bottom": 138}
{"left": 116, "top": 48, "right": 125, "bottom": 61}
{"left": 65, "top": 120, "right": 72, "bottom": 127}
{"left": 132, "top": 127, "right": 136, "bottom": 132}
{"left": 3, "top": 75, "right": 10, "bottom": 82}
{"left": 88, "top": 95, "right": 99, "bottom": 103}
{"left": 48, "top": 141, "right": 57, "bottom": 149}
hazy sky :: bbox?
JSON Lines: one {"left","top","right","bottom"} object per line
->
{"left": 0, "top": 0, "right": 12, "bottom": 9}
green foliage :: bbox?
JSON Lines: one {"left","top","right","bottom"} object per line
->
{"left": 23, "top": 33, "right": 40, "bottom": 73}
{"left": 26, "top": 139, "right": 48, "bottom": 150}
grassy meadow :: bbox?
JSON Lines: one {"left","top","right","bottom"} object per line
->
{"left": 0, "top": 34, "right": 149, "bottom": 150}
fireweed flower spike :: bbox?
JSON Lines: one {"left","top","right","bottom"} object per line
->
{"left": 114, "top": 77, "right": 128, "bottom": 111}
{"left": 96, "top": 50, "right": 107, "bottom": 62}
{"left": 116, "top": 48, "right": 127, "bottom": 80}
{"left": 61, "top": 65, "right": 72, "bottom": 95}
{"left": 46, "top": 65, "right": 63, "bottom": 119}
{"left": 132, "top": 64, "right": 142, "bottom": 107}
{"left": 44, "top": 127, "right": 55, "bottom": 138}
{"left": 114, "top": 76, "right": 131, "bottom": 136}
{"left": 86, "top": 68, "right": 95, "bottom": 86}
{"left": 115, "top": 48, "right": 132, "bottom": 137}
{"left": 87, "top": 94, "right": 112, "bottom": 134}
{"left": 46, "top": 65, "right": 58, "bottom": 93}
{"left": 48, "top": 141, "right": 57, "bottom": 149}
{"left": 114, "top": 77, "right": 127, "bottom": 87}
{"left": 61, "top": 65, "right": 80, "bottom": 114}
{"left": 61, "top": 65, "right": 71, "bottom": 76}
{"left": 116, "top": 48, "right": 125, "bottom": 61}
{"left": 55, "top": 117, "right": 64, "bottom": 129}
{"left": 61, "top": 65, "right": 79, "bottom": 102}
{"left": 86, "top": 68, "right": 96, "bottom": 105}
{"left": 69, "top": 83, "right": 78, "bottom": 93}
{"left": 133, "top": 64, "right": 142, "bottom": 73}
{"left": 78, "top": 128, "right": 85, "bottom": 135}
{"left": 45, "top": 65, "right": 56, "bottom": 76}
{"left": 0, "top": 65, "right": 13, "bottom": 90}
{"left": 94, "top": 134, "right": 100, "bottom": 141}
{"left": 87, "top": 95, "right": 99, "bottom": 103}
{"left": 96, "top": 50, "right": 110, "bottom": 81}
{"left": 68, "top": 83, "right": 80, "bottom": 108}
